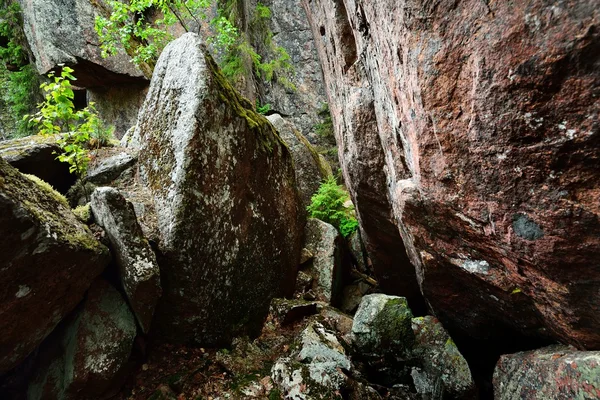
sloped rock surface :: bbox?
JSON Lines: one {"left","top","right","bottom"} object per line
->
{"left": 28, "top": 279, "right": 137, "bottom": 400}
{"left": 91, "top": 187, "right": 161, "bottom": 333}
{"left": 86, "top": 153, "right": 137, "bottom": 185}
{"left": 267, "top": 114, "right": 332, "bottom": 210}
{"left": 303, "top": 0, "right": 600, "bottom": 348}
{"left": 20, "top": 0, "right": 145, "bottom": 86}
{"left": 0, "top": 157, "right": 109, "bottom": 374}
{"left": 494, "top": 345, "right": 600, "bottom": 400}
{"left": 0, "top": 135, "right": 76, "bottom": 193}
{"left": 136, "top": 33, "right": 302, "bottom": 346}
{"left": 302, "top": 218, "right": 346, "bottom": 304}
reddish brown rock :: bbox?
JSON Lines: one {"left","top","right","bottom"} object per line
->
{"left": 494, "top": 345, "right": 600, "bottom": 400}
{"left": 303, "top": 0, "right": 600, "bottom": 348}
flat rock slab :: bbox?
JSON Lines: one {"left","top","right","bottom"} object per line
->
{"left": 0, "top": 157, "right": 109, "bottom": 374}
{"left": 91, "top": 186, "right": 161, "bottom": 333}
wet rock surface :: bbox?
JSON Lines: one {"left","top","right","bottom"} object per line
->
{"left": 494, "top": 345, "right": 600, "bottom": 400}
{"left": 136, "top": 33, "right": 302, "bottom": 346}
{"left": 91, "top": 186, "right": 162, "bottom": 333}
{"left": 0, "top": 157, "right": 109, "bottom": 374}
{"left": 302, "top": 0, "right": 600, "bottom": 351}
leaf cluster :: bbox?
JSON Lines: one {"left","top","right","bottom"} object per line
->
{"left": 0, "top": 0, "right": 26, "bottom": 67}
{"left": 307, "top": 176, "right": 359, "bottom": 238}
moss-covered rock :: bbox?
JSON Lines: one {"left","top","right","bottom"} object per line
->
{"left": 352, "top": 294, "right": 415, "bottom": 360}
{"left": 136, "top": 33, "right": 302, "bottom": 346}
{"left": 0, "top": 157, "right": 110, "bottom": 374}
{"left": 28, "top": 279, "right": 137, "bottom": 400}
{"left": 91, "top": 187, "right": 162, "bottom": 334}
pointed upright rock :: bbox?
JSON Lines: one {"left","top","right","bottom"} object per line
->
{"left": 136, "top": 33, "right": 302, "bottom": 346}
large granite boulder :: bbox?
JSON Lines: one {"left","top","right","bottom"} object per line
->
{"left": 302, "top": 0, "right": 600, "bottom": 348}
{"left": 19, "top": 0, "right": 146, "bottom": 85}
{"left": 266, "top": 114, "right": 332, "bottom": 210}
{"left": 494, "top": 345, "right": 600, "bottom": 400}
{"left": 136, "top": 33, "right": 302, "bottom": 346}
{"left": 90, "top": 187, "right": 161, "bottom": 333}
{"left": 0, "top": 157, "right": 109, "bottom": 374}
{"left": 28, "top": 279, "right": 137, "bottom": 400}
{"left": 0, "top": 135, "right": 76, "bottom": 193}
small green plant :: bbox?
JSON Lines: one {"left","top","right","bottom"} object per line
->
{"left": 0, "top": 0, "right": 26, "bottom": 67}
{"left": 72, "top": 203, "right": 92, "bottom": 223}
{"left": 26, "top": 66, "right": 111, "bottom": 178}
{"left": 307, "top": 176, "right": 359, "bottom": 237}
{"left": 256, "top": 100, "right": 271, "bottom": 115}
{"left": 315, "top": 103, "right": 334, "bottom": 139}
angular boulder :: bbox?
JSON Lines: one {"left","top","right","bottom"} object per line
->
{"left": 86, "top": 152, "right": 137, "bottom": 185}
{"left": 0, "top": 157, "right": 109, "bottom": 374}
{"left": 303, "top": 0, "right": 600, "bottom": 348}
{"left": 411, "top": 316, "right": 475, "bottom": 399}
{"left": 267, "top": 114, "right": 332, "bottom": 210}
{"left": 28, "top": 279, "right": 137, "bottom": 400}
{"left": 19, "top": 0, "right": 146, "bottom": 85}
{"left": 90, "top": 187, "right": 161, "bottom": 333}
{"left": 0, "top": 135, "right": 76, "bottom": 193}
{"left": 351, "top": 294, "right": 414, "bottom": 360}
{"left": 136, "top": 33, "right": 302, "bottom": 345}
{"left": 494, "top": 345, "right": 600, "bottom": 400}
{"left": 302, "top": 218, "right": 347, "bottom": 305}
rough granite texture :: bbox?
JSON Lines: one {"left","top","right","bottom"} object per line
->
{"left": 137, "top": 33, "right": 302, "bottom": 346}
{"left": 266, "top": 114, "right": 332, "bottom": 210}
{"left": 303, "top": 218, "right": 346, "bottom": 305}
{"left": 0, "top": 157, "right": 109, "bottom": 374}
{"left": 494, "top": 345, "right": 600, "bottom": 400}
{"left": 28, "top": 279, "right": 137, "bottom": 400}
{"left": 91, "top": 187, "right": 162, "bottom": 334}
{"left": 303, "top": 0, "right": 600, "bottom": 348}
{"left": 19, "top": 0, "right": 145, "bottom": 86}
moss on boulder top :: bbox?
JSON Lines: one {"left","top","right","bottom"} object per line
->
{"left": 0, "top": 157, "right": 109, "bottom": 374}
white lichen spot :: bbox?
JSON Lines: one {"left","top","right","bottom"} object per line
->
{"left": 566, "top": 129, "right": 577, "bottom": 140}
{"left": 15, "top": 285, "right": 31, "bottom": 298}
{"left": 460, "top": 260, "right": 490, "bottom": 275}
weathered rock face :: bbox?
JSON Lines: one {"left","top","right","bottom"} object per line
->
{"left": 494, "top": 345, "right": 600, "bottom": 400}
{"left": 266, "top": 114, "right": 332, "bottom": 210}
{"left": 86, "top": 152, "right": 137, "bottom": 185}
{"left": 19, "top": 0, "right": 145, "bottom": 86}
{"left": 302, "top": 218, "right": 347, "bottom": 305}
{"left": 90, "top": 187, "right": 161, "bottom": 334}
{"left": 262, "top": 0, "right": 328, "bottom": 140}
{"left": 0, "top": 157, "right": 109, "bottom": 374}
{"left": 0, "top": 135, "right": 76, "bottom": 193}
{"left": 303, "top": 0, "right": 600, "bottom": 348}
{"left": 136, "top": 33, "right": 302, "bottom": 346}
{"left": 28, "top": 279, "right": 137, "bottom": 400}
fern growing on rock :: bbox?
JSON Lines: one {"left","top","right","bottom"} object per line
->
{"left": 307, "top": 176, "right": 359, "bottom": 237}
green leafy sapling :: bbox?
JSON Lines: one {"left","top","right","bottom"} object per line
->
{"left": 307, "top": 176, "right": 359, "bottom": 237}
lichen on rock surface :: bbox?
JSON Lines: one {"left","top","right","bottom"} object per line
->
{"left": 136, "top": 32, "right": 302, "bottom": 346}
{"left": 0, "top": 157, "right": 109, "bottom": 374}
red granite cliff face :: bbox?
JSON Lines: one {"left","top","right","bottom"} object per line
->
{"left": 302, "top": 0, "right": 600, "bottom": 348}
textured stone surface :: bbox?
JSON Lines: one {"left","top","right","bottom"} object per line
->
{"left": 86, "top": 152, "right": 137, "bottom": 185}
{"left": 411, "top": 316, "right": 475, "bottom": 399}
{"left": 19, "top": 0, "right": 145, "bottom": 86}
{"left": 137, "top": 33, "right": 302, "bottom": 345}
{"left": 0, "top": 135, "right": 76, "bottom": 193}
{"left": 494, "top": 345, "right": 600, "bottom": 400}
{"left": 0, "top": 157, "right": 109, "bottom": 374}
{"left": 91, "top": 187, "right": 161, "bottom": 333}
{"left": 28, "top": 279, "right": 137, "bottom": 400}
{"left": 271, "top": 321, "right": 351, "bottom": 400}
{"left": 303, "top": 0, "right": 600, "bottom": 348}
{"left": 267, "top": 114, "right": 332, "bottom": 210}
{"left": 262, "top": 0, "right": 328, "bottom": 140}
{"left": 303, "top": 218, "right": 346, "bottom": 304}
{"left": 352, "top": 294, "right": 414, "bottom": 360}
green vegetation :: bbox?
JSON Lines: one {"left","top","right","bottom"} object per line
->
{"left": 256, "top": 100, "right": 271, "bottom": 115}
{"left": 22, "top": 174, "right": 69, "bottom": 207}
{"left": 307, "top": 176, "right": 358, "bottom": 237}
{"left": 72, "top": 203, "right": 92, "bottom": 223}
{"left": 0, "top": 0, "right": 26, "bottom": 67}
{"left": 26, "top": 66, "right": 112, "bottom": 177}
{"left": 315, "top": 103, "right": 334, "bottom": 139}
{"left": 95, "top": 0, "right": 294, "bottom": 89}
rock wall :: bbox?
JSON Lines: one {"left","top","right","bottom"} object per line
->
{"left": 302, "top": 0, "right": 600, "bottom": 349}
